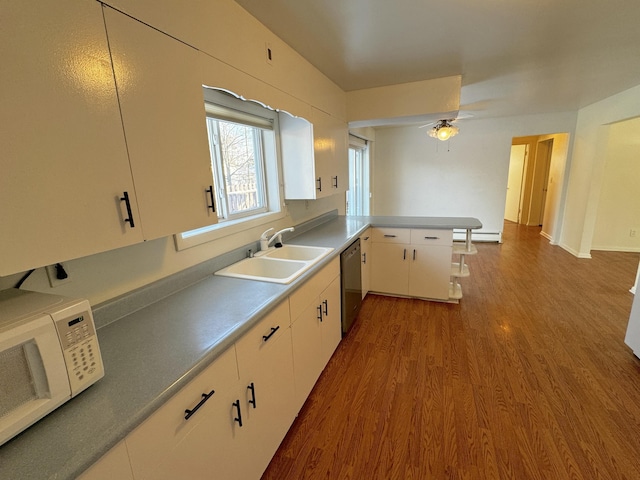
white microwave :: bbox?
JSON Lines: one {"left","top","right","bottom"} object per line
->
{"left": 0, "top": 289, "right": 104, "bottom": 446}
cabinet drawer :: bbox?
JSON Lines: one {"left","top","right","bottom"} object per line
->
{"left": 235, "top": 301, "right": 290, "bottom": 377}
{"left": 125, "top": 346, "right": 238, "bottom": 479}
{"left": 371, "top": 227, "right": 410, "bottom": 244}
{"left": 410, "top": 229, "right": 453, "bottom": 246}
{"left": 289, "top": 257, "right": 339, "bottom": 321}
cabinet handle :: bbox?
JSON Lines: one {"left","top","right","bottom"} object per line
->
{"left": 424, "top": 236, "right": 439, "bottom": 240}
{"left": 323, "top": 299, "right": 328, "bottom": 316}
{"left": 205, "top": 185, "right": 216, "bottom": 213}
{"left": 332, "top": 176, "right": 338, "bottom": 188}
{"left": 247, "top": 382, "right": 257, "bottom": 409}
{"left": 384, "top": 234, "right": 397, "bottom": 238}
{"left": 362, "top": 252, "right": 367, "bottom": 264}
{"left": 120, "top": 191, "right": 135, "bottom": 228}
{"left": 233, "top": 399, "right": 243, "bottom": 427}
{"left": 262, "top": 325, "right": 280, "bottom": 342}
{"left": 317, "top": 305, "right": 323, "bottom": 322}
{"left": 363, "top": 236, "right": 370, "bottom": 241}
{"left": 316, "top": 177, "right": 322, "bottom": 192}
{"left": 413, "top": 249, "right": 416, "bottom": 261}
{"left": 403, "top": 248, "right": 406, "bottom": 260}
{"left": 184, "top": 390, "right": 215, "bottom": 420}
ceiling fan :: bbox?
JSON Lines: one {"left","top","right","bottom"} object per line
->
{"left": 419, "top": 114, "right": 472, "bottom": 141}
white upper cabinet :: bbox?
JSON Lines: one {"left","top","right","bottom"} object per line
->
{"left": 102, "top": 8, "right": 217, "bottom": 241}
{"left": 279, "top": 108, "right": 348, "bottom": 200}
{"left": 0, "top": 0, "right": 143, "bottom": 276}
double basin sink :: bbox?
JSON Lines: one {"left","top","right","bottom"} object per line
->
{"left": 215, "top": 245, "right": 334, "bottom": 284}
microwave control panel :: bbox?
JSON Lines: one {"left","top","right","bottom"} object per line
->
{"left": 52, "top": 301, "right": 105, "bottom": 396}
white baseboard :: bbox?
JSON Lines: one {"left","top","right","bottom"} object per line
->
{"left": 559, "top": 243, "right": 592, "bottom": 259}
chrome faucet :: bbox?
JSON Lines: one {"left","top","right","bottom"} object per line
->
{"left": 259, "top": 227, "right": 295, "bottom": 251}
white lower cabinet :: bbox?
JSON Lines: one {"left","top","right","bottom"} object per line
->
{"left": 360, "top": 229, "right": 372, "bottom": 298}
{"left": 370, "top": 228, "right": 453, "bottom": 301}
{"left": 290, "top": 259, "right": 341, "bottom": 411}
{"left": 234, "top": 301, "right": 296, "bottom": 479}
{"left": 84, "top": 261, "right": 342, "bottom": 480}
{"left": 125, "top": 346, "right": 239, "bottom": 480}
{"left": 78, "top": 441, "right": 134, "bottom": 480}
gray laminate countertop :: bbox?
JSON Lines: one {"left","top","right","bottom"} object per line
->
{"left": 0, "top": 214, "right": 481, "bottom": 479}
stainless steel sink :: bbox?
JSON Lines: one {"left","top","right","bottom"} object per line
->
{"left": 214, "top": 245, "right": 334, "bottom": 284}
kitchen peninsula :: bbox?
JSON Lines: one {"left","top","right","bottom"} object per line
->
{"left": 0, "top": 213, "right": 481, "bottom": 480}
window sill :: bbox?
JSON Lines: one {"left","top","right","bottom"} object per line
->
{"left": 174, "top": 209, "right": 286, "bottom": 251}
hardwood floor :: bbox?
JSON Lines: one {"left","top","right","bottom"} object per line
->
{"left": 262, "top": 223, "right": 640, "bottom": 480}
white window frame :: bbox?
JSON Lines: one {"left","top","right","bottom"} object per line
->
{"left": 347, "top": 134, "right": 370, "bottom": 216}
{"left": 174, "top": 88, "right": 286, "bottom": 251}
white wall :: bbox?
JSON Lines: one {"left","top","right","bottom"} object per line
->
{"left": 372, "top": 112, "right": 577, "bottom": 238}
{"left": 560, "top": 84, "right": 640, "bottom": 257}
{"left": 539, "top": 133, "right": 570, "bottom": 243}
{"left": 591, "top": 117, "right": 640, "bottom": 252}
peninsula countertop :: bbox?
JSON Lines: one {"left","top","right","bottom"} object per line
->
{"left": 0, "top": 214, "right": 481, "bottom": 479}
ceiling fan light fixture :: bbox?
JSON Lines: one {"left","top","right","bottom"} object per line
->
{"left": 428, "top": 120, "right": 459, "bottom": 141}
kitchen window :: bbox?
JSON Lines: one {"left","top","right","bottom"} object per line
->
{"left": 175, "top": 88, "right": 284, "bottom": 250}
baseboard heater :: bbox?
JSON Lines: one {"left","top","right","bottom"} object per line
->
{"left": 453, "top": 230, "right": 502, "bottom": 243}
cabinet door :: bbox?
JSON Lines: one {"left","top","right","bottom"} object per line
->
{"left": 291, "top": 300, "right": 324, "bottom": 411}
{"left": 0, "top": 0, "right": 143, "bottom": 276}
{"left": 360, "top": 229, "right": 372, "bottom": 297}
{"left": 125, "top": 347, "right": 239, "bottom": 480}
{"left": 313, "top": 109, "right": 349, "bottom": 195}
{"left": 235, "top": 302, "right": 296, "bottom": 479}
{"left": 408, "top": 245, "right": 453, "bottom": 300}
{"left": 104, "top": 8, "right": 217, "bottom": 241}
{"left": 320, "top": 275, "right": 342, "bottom": 366}
{"left": 279, "top": 110, "right": 319, "bottom": 200}
{"left": 79, "top": 441, "right": 134, "bottom": 480}
{"left": 370, "top": 243, "right": 410, "bottom": 295}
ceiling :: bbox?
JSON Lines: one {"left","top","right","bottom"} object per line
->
{"left": 234, "top": 0, "right": 640, "bottom": 120}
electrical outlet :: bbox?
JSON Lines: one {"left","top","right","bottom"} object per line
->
{"left": 631, "top": 229, "right": 637, "bottom": 238}
{"left": 45, "top": 262, "right": 72, "bottom": 288}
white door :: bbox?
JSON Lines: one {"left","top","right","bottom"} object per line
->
{"left": 504, "top": 145, "right": 527, "bottom": 223}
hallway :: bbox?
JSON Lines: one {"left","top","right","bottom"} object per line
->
{"left": 263, "top": 223, "right": 640, "bottom": 479}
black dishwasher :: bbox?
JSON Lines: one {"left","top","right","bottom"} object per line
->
{"left": 340, "top": 238, "right": 362, "bottom": 335}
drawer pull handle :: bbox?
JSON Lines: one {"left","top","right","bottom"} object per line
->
{"left": 233, "top": 400, "right": 243, "bottom": 427}
{"left": 332, "top": 176, "right": 338, "bottom": 188}
{"left": 205, "top": 185, "right": 216, "bottom": 212}
{"left": 384, "top": 234, "right": 397, "bottom": 238}
{"left": 247, "top": 382, "right": 257, "bottom": 409}
{"left": 184, "top": 390, "right": 215, "bottom": 420}
{"left": 403, "top": 248, "right": 406, "bottom": 260}
{"left": 262, "top": 326, "right": 280, "bottom": 342}
{"left": 120, "top": 191, "right": 135, "bottom": 228}
{"left": 316, "top": 177, "right": 322, "bottom": 192}
{"left": 323, "top": 299, "right": 329, "bottom": 316}
{"left": 413, "top": 249, "right": 416, "bottom": 260}
{"left": 317, "top": 305, "right": 323, "bottom": 322}
{"left": 362, "top": 252, "right": 367, "bottom": 264}
{"left": 424, "top": 236, "right": 440, "bottom": 240}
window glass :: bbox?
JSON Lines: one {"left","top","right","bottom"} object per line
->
{"left": 206, "top": 118, "right": 267, "bottom": 220}
{"left": 175, "top": 89, "right": 284, "bottom": 250}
